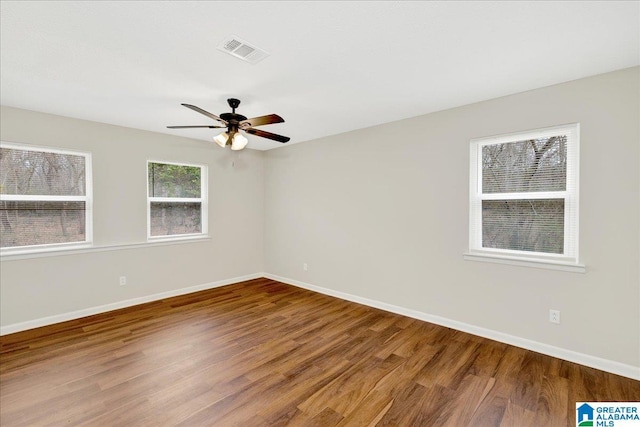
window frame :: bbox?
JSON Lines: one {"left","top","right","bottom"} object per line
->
{"left": 0, "top": 141, "right": 93, "bottom": 255}
{"left": 466, "top": 124, "right": 583, "bottom": 272}
{"left": 146, "top": 160, "right": 208, "bottom": 241}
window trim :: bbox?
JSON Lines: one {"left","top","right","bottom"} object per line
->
{"left": 0, "top": 141, "right": 93, "bottom": 255}
{"left": 466, "top": 124, "right": 582, "bottom": 272}
{"left": 146, "top": 160, "right": 208, "bottom": 241}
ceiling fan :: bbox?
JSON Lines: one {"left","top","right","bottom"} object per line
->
{"left": 167, "top": 98, "right": 290, "bottom": 150}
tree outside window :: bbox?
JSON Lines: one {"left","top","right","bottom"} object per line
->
{"left": 468, "top": 124, "right": 579, "bottom": 264}
{"left": 147, "top": 161, "right": 207, "bottom": 238}
{"left": 0, "top": 144, "right": 92, "bottom": 252}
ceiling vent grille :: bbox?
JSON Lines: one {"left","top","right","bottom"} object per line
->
{"left": 217, "top": 35, "right": 269, "bottom": 64}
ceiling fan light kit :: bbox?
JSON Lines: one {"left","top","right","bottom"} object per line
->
{"left": 213, "top": 132, "right": 228, "bottom": 147}
{"left": 168, "top": 98, "right": 289, "bottom": 151}
{"left": 230, "top": 133, "right": 248, "bottom": 151}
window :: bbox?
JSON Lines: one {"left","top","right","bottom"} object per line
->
{"left": 147, "top": 161, "right": 207, "bottom": 239}
{"left": 0, "top": 143, "right": 92, "bottom": 253}
{"left": 467, "top": 124, "right": 581, "bottom": 270}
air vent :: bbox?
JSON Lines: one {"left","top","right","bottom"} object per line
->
{"left": 217, "top": 35, "right": 269, "bottom": 64}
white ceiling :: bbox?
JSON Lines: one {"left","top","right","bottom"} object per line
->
{"left": 1, "top": 1, "right": 638, "bottom": 151}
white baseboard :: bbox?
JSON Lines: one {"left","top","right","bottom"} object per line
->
{"left": 0, "top": 273, "right": 263, "bottom": 336}
{"left": 263, "top": 273, "right": 640, "bottom": 381}
{"left": 3, "top": 272, "right": 638, "bottom": 381}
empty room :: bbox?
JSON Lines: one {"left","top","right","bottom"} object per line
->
{"left": 1, "top": 1, "right": 639, "bottom": 426}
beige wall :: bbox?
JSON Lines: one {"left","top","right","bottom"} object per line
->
{"left": 264, "top": 67, "right": 640, "bottom": 368}
{"left": 0, "top": 106, "right": 264, "bottom": 326}
{"left": 2, "top": 67, "right": 638, "bottom": 373}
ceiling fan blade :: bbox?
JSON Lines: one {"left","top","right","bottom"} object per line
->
{"left": 239, "top": 114, "right": 284, "bottom": 128}
{"left": 245, "top": 127, "right": 290, "bottom": 143}
{"left": 167, "top": 125, "right": 226, "bottom": 129}
{"left": 181, "top": 104, "right": 227, "bottom": 124}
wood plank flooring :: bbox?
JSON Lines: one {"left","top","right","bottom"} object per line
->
{"left": 1, "top": 278, "right": 638, "bottom": 426}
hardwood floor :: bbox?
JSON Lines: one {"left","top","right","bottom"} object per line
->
{"left": 1, "top": 278, "right": 638, "bottom": 426}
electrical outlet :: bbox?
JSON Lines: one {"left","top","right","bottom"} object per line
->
{"left": 549, "top": 309, "right": 560, "bottom": 324}
{"left": 119, "top": 276, "right": 127, "bottom": 286}
{"left": 303, "top": 263, "right": 308, "bottom": 271}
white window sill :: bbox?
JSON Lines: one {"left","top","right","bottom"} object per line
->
{"left": 147, "top": 233, "right": 208, "bottom": 244}
{"left": 1, "top": 235, "right": 211, "bottom": 261}
{"left": 463, "top": 252, "right": 586, "bottom": 273}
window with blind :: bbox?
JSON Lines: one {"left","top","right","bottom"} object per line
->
{"left": 147, "top": 161, "right": 207, "bottom": 239}
{"left": 0, "top": 143, "right": 92, "bottom": 253}
{"left": 467, "top": 124, "right": 580, "bottom": 268}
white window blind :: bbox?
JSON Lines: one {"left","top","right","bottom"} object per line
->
{"left": 0, "top": 142, "right": 92, "bottom": 253}
{"left": 468, "top": 124, "right": 580, "bottom": 266}
{"left": 147, "top": 161, "right": 207, "bottom": 239}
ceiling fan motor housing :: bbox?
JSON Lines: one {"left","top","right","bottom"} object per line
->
{"left": 220, "top": 112, "right": 247, "bottom": 124}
